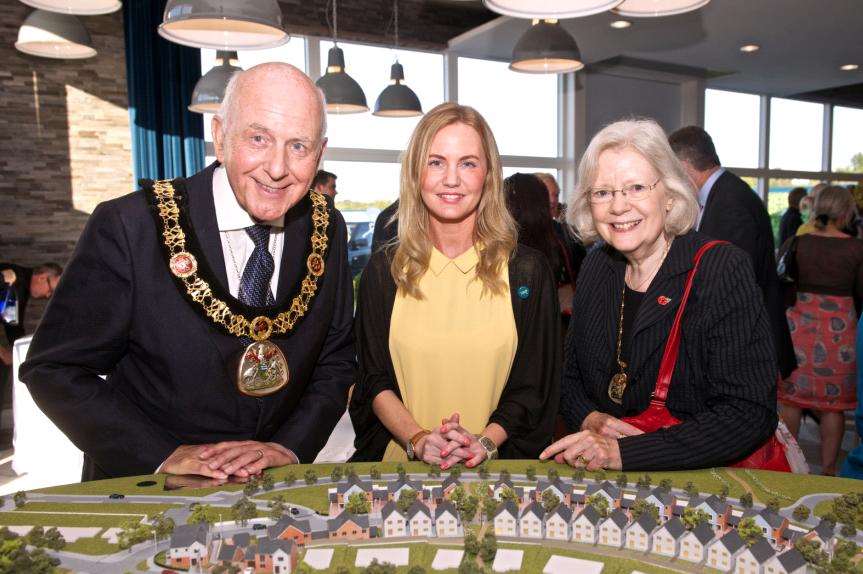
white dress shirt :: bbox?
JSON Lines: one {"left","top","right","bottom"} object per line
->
{"left": 213, "top": 166, "right": 284, "bottom": 299}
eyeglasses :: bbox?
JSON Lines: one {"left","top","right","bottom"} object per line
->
{"left": 587, "top": 179, "right": 661, "bottom": 204}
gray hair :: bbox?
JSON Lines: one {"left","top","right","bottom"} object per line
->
{"left": 566, "top": 118, "right": 700, "bottom": 244}
{"left": 813, "top": 185, "right": 856, "bottom": 229}
{"left": 216, "top": 63, "right": 327, "bottom": 143}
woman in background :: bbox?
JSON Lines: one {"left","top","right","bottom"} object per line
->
{"left": 780, "top": 185, "right": 863, "bottom": 475}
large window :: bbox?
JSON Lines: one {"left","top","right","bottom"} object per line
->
{"left": 704, "top": 89, "right": 760, "bottom": 169}
{"left": 768, "top": 178, "right": 819, "bottom": 241}
{"left": 769, "top": 98, "right": 823, "bottom": 172}
{"left": 832, "top": 106, "right": 863, "bottom": 173}
{"left": 458, "top": 57, "right": 558, "bottom": 158}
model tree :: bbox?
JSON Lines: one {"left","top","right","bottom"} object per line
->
{"left": 794, "top": 538, "right": 828, "bottom": 570}
{"left": 684, "top": 482, "right": 698, "bottom": 497}
{"left": 594, "top": 469, "right": 606, "bottom": 480}
{"left": 547, "top": 468, "right": 559, "bottom": 481}
{"left": 682, "top": 508, "right": 711, "bottom": 530}
{"left": 636, "top": 474, "right": 651, "bottom": 488}
{"left": 499, "top": 469, "right": 511, "bottom": 482}
{"left": 526, "top": 466, "right": 536, "bottom": 481}
{"left": 480, "top": 531, "right": 497, "bottom": 563}
{"left": 407, "top": 566, "right": 426, "bottom": 574}
{"left": 428, "top": 465, "right": 441, "bottom": 478}
{"left": 616, "top": 474, "right": 628, "bottom": 489}
{"left": 344, "top": 465, "right": 357, "bottom": 479}
{"left": 117, "top": 517, "right": 152, "bottom": 550}
{"left": 330, "top": 466, "right": 343, "bottom": 482}
{"left": 305, "top": 469, "right": 318, "bottom": 485}
{"left": 500, "top": 487, "right": 519, "bottom": 505}
{"left": 631, "top": 500, "right": 660, "bottom": 522}
{"left": 370, "top": 466, "right": 381, "bottom": 479}
{"left": 231, "top": 496, "right": 257, "bottom": 527}
{"left": 463, "top": 531, "right": 480, "bottom": 557}
{"left": 586, "top": 495, "right": 609, "bottom": 518}
{"left": 840, "top": 523, "right": 857, "bottom": 538}
{"left": 739, "top": 493, "right": 753, "bottom": 508}
{"left": 363, "top": 559, "right": 396, "bottom": 574}
{"left": 396, "top": 463, "right": 407, "bottom": 480}
{"left": 13, "top": 491, "right": 26, "bottom": 509}
{"left": 261, "top": 473, "right": 275, "bottom": 491}
{"left": 572, "top": 469, "right": 585, "bottom": 482}
{"left": 831, "top": 492, "right": 862, "bottom": 529}
{"left": 478, "top": 464, "right": 490, "bottom": 480}
{"left": 658, "top": 478, "right": 673, "bottom": 490}
{"left": 792, "top": 505, "right": 811, "bottom": 521}
{"left": 737, "top": 517, "right": 763, "bottom": 546}
{"left": 719, "top": 485, "right": 729, "bottom": 501}
{"left": 243, "top": 475, "right": 260, "bottom": 496}
{"left": 483, "top": 494, "right": 498, "bottom": 523}
{"left": 284, "top": 471, "right": 297, "bottom": 485}
{"left": 542, "top": 490, "right": 561, "bottom": 513}
{"left": 0, "top": 530, "right": 59, "bottom": 573}
{"left": 151, "top": 512, "right": 175, "bottom": 540}
{"left": 766, "top": 498, "right": 780, "bottom": 513}
{"left": 396, "top": 490, "right": 418, "bottom": 514}
{"left": 187, "top": 503, "right": 217, "bottom": 528}
{"left": 830, "top": 539, "right": 860, "bottom": 573}
{"left": 268, "top": 495, "right": 287, "bottom": 520}
{"left": 347, "top": 492, "right": 371, "bottom": 515}
{"left": 450, "top": 466, "right": 462, "bottom": 480}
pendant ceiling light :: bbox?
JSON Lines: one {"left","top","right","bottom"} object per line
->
{"left": 159, "top": 0, "right": 288, "bottom": 50}
{"left": 374, "top": 1, "right": 422, "bottom": 118}
{"left": 315, "top": 0, "right": 368, "bottom": 114}
{"left": 189, "top": 51, "right": 242, "bottom": 114}
{"left": 18, "top": 0, "right": 121, "bottom": 15}
{"left": 15, "top": 9, "right": 97, "bottom": 59}
{"left": 613, "top": 0, "right": 710, "bottom": 17}
{"left": 510, "top": 19, "right": 583, "bottom": 74}
{"left": 484, "top": 0, "right": 623, "bottom": 18}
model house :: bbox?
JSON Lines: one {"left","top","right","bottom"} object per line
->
{"left": 572, "top": 505, "right": 602, "bottom": 544}
{"left": 764, "top": 548, "right": 809, "bottom": 574}
{"left": 635, "top": 487, "right": 675, "bottom": 522}
{"left": 167, "top": 523, "right": 209, "bottom": 570}
{"left": 407, "top": 500, "right": 433, "bottom": 537}
{"left": 491, "top": 478, "right": 524, "bottom": 503}
{"left": 535, "top": 478, "right": 571, "bottom": 506}
{"left": 625, "top": 512, "right": 657, "bottom": 552}
{"left": 331, "top": 476, "right": 373, "bottom": 508}
{"left": 585, "top": 481, "right": 621, "bottom": 509}
{"left": 520, "top": 501, "right": 545, "bottom": 539}
{"left": 388, "top": 478, "right": 423, "bottom": 502}
{"left": 328, "top": 513, "right": 370, "bottom": 541}
{"left": 254, "top": 539, "right": 297, "bottom": 574}
{"left": 381, "top": 501, "right": 407, "bottom": 538}
{"left": 679, "top": 521, "right": 716, "bottom": 563}
{"left": 599, "top": 509, "right": 628, "bottom": 548}
{"left": 544, "top": 504, "right": 572, "bottom": 541}
{"left": 494, "top": 500, "right": 519, "bottom": 537}
{"left": 804, "top": 520, "right": 836, "bottom": 555}
{"left": 757, "top": 509, "right": 790, "bottom": 545}
{"left": 268, "top": 516, "right": 312, "bottom": 546}
{"left": 652, "top": 516, "right": 686, "bottom": 557}
{"left": 692, "top": 495, "right": 731, "bottom": 532}
{"left": 442, "top": 475, "right": 462, "bottom": 500}
{"left": 735, "top": 538, "right": 775, "bottom": 574}
{"left": 434, "top": 501, "right": 461, "bottom": 537}
{"left": 706, "top": 530, "right": 746, "bottom": 572}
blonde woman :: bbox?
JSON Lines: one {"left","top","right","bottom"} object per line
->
{"left": 543, "top": 118, "right": 782, "bottom": 471}
{"left": 349, "top": 103, "right": 560, "bottom": 467}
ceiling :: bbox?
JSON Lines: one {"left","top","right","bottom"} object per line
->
{"left": 447, "top": 0, "right": 863, "bottom": 103}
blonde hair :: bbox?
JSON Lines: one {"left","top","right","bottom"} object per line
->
{"left": 391, "top": 103, "right": 517, "bottom": 299}
{"left": 566, "top": 118, "right": 699, "bottom": 244}
{"left": 813, "top": 185, "right": 856, "bottom": 229}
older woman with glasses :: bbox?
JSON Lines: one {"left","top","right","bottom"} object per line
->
{"left": 542, "top": 118, "right": 783, "bottom": 471}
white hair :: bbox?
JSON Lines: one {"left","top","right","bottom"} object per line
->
{"left": 216, "top": 63, "right": 327, "bottom": 143}
{"left": 567, "top": 118, "right": 700, "bottom": 244}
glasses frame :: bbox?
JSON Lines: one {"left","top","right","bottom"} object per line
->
{"left": 587, "top": 178, "right": 662, "bottom": 205}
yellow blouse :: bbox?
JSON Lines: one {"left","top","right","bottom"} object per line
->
{"left": 382, "top": 246, "right": 518, "bottom": 461}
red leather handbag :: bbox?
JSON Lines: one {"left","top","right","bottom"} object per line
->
{"left": 621, "top": 240, "right": 791, "bottom": 472}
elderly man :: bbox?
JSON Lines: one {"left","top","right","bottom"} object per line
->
{"left": 21, "top": 63, "right": 355, "bottom": 481}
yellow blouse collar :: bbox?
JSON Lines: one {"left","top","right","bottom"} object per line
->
{"left": 429, "top": 245, "right": 479, "bottom": 276}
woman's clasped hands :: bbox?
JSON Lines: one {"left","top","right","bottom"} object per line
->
{"left": 415, "top": 413, "right": 488, "bottom": 470}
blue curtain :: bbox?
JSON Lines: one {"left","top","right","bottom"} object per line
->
{"left": 123, "top": 0, "right": 204, "bottom": 183}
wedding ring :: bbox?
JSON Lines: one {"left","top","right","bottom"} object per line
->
{"left": 255, "top": 449, "right": 264, "bottom": 460}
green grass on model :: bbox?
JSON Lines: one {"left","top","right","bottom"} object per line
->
{"left": 17, "top": 502, "right": 181, "bottom": 516}
{"left": 64, "top": 536, "right": 120, "bottom": 556}
{"left": 0, "top": 511, "right": 133, "bottom": 528}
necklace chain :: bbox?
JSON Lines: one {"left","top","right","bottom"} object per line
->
{"left": 150, "top": 179, "right": 329, "bottom": 342}
{"left": 225, "top": 230, "right": 280, "bottom": 285}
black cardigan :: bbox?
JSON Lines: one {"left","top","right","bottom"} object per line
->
{"left": 349, "top": 245, "right": 561, "bottom": 461}
{"left": 560, "top": 231, "right": 778, "bottom": 471}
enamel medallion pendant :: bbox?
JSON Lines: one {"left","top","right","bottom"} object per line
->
{"left": 237, "top": 340, "right": 290, "bottom": 397}
{"left": 608, "top": 372, "right": 628, "bottom": 404}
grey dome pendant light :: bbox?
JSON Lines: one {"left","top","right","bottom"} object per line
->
{"left": 614, "top": 0, "right": 709, "bottom": 17}
{"left": 189, "top": 51, "right": 242, "bottom": 114}
{"left": 373, "top": 1, "right": 422, "bottom": 118}
{"left": 159, "top": 0, "right": 288, "bottom": 50}
{"left": 484, "top": 0, "right": 623, "bottom": 18}
{"left": 315, "top": 0, "right": 368, "bottom": 114}
{"left": 510, "top": 19, "right": 584, "bottom": 74}
{"left": 15, "top": 9, "right": 97, "bottom": 59}
{"left": 18, "top": 0, "right": 121, "bottom": 15}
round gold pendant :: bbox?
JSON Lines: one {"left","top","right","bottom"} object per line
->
{"left": 608, "top": 372, "right": 628, "bottom": 405}
{"left": 237, "top": 340, "right": 289, "bottom": 397}
{"left": 169, "top": 252, "right": 197, "bottom": 278}
{"left": 307, "top": 252, "right": 325, "bottom": 277}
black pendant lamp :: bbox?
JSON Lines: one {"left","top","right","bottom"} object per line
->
{"left": 374, "top": 1, "right": 422, "bottom": 117}
{"left": 189, "top": 51, "right": 242, "bottom": 114}
{"left": 315, "top": 0, "right": 368, "bottom": 114}
{"left": 510, "top": 19, "right": 584, "bottom": 74}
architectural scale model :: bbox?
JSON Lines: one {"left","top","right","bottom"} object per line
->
{"left": 0, "top": 462, "right": 860, "bottom": 573}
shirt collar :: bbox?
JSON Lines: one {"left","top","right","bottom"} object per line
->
{"left": 697, "top": 167, "right": 725, "bottom": 208}
{"left": 428, "top": 246, "right": 479, "bottom": 276}
{"left": 213, "top": 166, "right": 285, "bottom": 231}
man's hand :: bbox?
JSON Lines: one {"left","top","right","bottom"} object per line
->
{"left": 160, "top": 444, "right": 228, "bottom": 480}
{"left": 197, "top": 440, "right": 297, "bottom": 478}
{"left": 581, "top": 411, "right": 643, "bottom": 439}
{"left": 539, "top": 430, "right": 622, "bottom": 471}
{"left": 0, "top": 346, "right": 11, "bottom": 366}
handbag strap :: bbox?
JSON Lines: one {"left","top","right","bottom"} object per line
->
{"left": 652, "top": 240, "right": 728, "bottom": 403}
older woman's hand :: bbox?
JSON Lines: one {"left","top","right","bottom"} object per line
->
{"left": 539, "top": 431, "right": 622, "bottom": 471}
{"left": 582, "top": 411, "right": 644, "bottom": 439}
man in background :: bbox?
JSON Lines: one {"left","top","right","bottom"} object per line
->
{"left": 1, "top": 262, "right": 62, "bottom": 366}
{"left": 312, "top": 169, "right": 338, "bottom": 199}
{"left": 669, "top": 125, "right": 796, "bottom": 379}
{"left": 779, "top": 187, "right": 807, "bottom": 245}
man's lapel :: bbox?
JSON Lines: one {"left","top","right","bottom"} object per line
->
{"left": 187, "top": 163, "right": 230, "bottom": 292}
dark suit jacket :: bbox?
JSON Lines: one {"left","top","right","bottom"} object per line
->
{"left": 560, "top": 232, "right": 778, "bottom": 470}
{"left": 349, "top": 245, "right": 561, "bottom": 461}
{"left": 371, "top": 200, "right": 398, "bottom": 255}
{"left": 1, "top": 263, "right": 32, "bottom": 344}
{"left": 20, "top": 163, "right": 356, "bottom": 480}
{"left": 699, "top": 170, "right": 797, "bottom": 378}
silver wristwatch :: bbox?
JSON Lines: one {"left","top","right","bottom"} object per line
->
{"left": 477, "top": 435, "right": 498, "bottom": 460}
